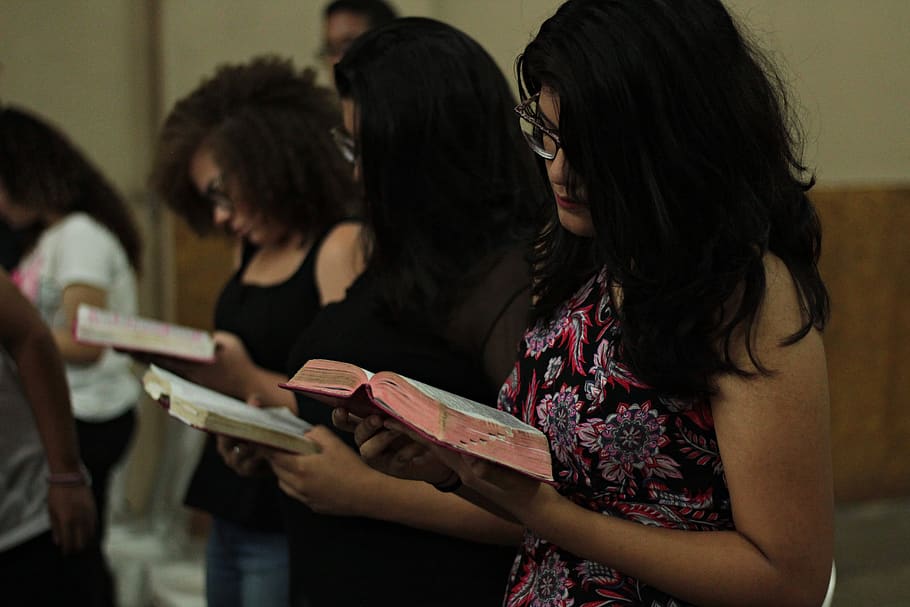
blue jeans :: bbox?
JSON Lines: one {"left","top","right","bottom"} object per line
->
{"left": 205, "top": 517, "right": 290, "bottom": 607}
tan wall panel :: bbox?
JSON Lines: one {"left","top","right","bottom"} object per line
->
{"left": 812, "top": 187, "right": 910, "bottom": 501}
{"left": 171, "top": 216, "right": 234, "bottom": 330}
{"left": 159, "top": 0, "right": 434, "bottom": 110}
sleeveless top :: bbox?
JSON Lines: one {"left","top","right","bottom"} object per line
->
{"left": 283, "top": 250, "right": 531, "bottom": 607}
{"left": 499, "top": 267, "right": 733, "bottom": 607}
{"left": 183, "top": 226, "right": 338, "bottom": 529}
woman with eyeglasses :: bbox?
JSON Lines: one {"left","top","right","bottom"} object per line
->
{"left": 149, "top": 56, "right": 363, "bottom": 607}
{"left": 352, "top": 1, "right": 835, "bottom": 605}
{"left": 0, "top": 105, "right": 142, "bottom": 606}
{"left": 224, "top": 17, "right": 546, "bottom": 607}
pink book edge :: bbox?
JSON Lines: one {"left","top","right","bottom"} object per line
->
{"left": 281, "top": 380, "right": 554, "bottom": 483}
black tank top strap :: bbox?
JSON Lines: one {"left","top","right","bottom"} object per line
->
{"left": 238, "top": 238, "right": 257, "bottom": 269}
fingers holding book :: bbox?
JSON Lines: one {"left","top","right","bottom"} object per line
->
{"left": 368, "top": 419, "right": 549, "bottom": 517}
{"left": 216, "top": 435, "right": 270, "bottom": 477}
{"left": 350, "top": 415, "right": 455, "bottom": 486}
{"left": 330, "top": 406, "right": 363, "bottom": 433}
{"left": 267, "top": 425, "right": 379, "bottom": 517}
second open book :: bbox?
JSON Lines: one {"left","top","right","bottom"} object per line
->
{"left": 281, "top": 359, "right": 553, "bottom": 482}
{"left": 144, "top": 365, "right": 318, "bottom": 454}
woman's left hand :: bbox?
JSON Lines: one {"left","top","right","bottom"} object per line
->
{"left": 381, "top": 419, "right": 554, "bottom": 520}
{"left": 344, "top": 411, "right": 452, "bottom": 484}
{"left": 265, "top": 425, "right": 380, "bottom": 517}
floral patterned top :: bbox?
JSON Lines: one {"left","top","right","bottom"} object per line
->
{"left": 498, "top": 268, "right": 733, "bottom": 607}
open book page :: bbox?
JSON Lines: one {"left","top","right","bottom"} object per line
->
{"left": 374, "top": 373, "right": 553, "bottom": 482}
{"left": 76, "top": 304, "right": 215, "bottom": 362}
{"left": 386, "top": 374, "right": 537, "bottom": 433}
{"left": 144, "top": 365, "right": 316, "bottom": 452}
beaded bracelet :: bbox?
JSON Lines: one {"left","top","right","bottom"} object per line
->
{"left": 431, "top": 472, "right": 462, "bottom": 493}
{"left": 46, "top": 463, "right": 92, "bottom": 488}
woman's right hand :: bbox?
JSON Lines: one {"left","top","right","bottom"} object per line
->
{"left": 341, "top": 410, "right": 454, "bottom": 485}
{"left": 47, "top": 484, "right": 97, "bottom": 555}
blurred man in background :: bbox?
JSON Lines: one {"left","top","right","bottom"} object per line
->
{"left": 319, "top": 0, "right": 398, "bottom": 80}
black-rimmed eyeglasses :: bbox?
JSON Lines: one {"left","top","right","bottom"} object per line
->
{"left": 204, "top": 175, "right": 234, "bottom": 213}
{"left": 514, "top": 93, "right": 562, "bottom": 161}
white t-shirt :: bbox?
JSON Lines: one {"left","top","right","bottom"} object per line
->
{"left": 15, "top": 213, "right": 140, "bottom": 421}
{"left": 0, "top": 350, "right": 51, "bottom": 552}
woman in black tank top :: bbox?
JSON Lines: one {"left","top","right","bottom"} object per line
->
{"left": 149, "top": 58, "right": 364, "bottom": 607}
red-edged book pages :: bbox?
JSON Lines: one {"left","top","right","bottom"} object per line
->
{"left": 75, "top": 304, "right": 216, "bottom": 363}
{"left": 281, "top": 359, "right": 553, "bottom": 482}
{"left": 143, "top": 364, "right": 318, "bottom": 454}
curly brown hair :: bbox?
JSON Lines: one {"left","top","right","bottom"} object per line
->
{"left": 150, "top": 56, "right": 358, "bottom": 239}
{"left": 0, "top": 106, "right": 142, "bottom": 271}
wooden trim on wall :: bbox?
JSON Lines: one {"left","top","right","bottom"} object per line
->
{"left": 811, "top": 186, "right": 910, "bottom": 502}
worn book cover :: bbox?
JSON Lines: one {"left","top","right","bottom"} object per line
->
{"left": 75, "top": 304, "right": 216, "bottom": 362}
{"left": 144, "top": 364, "right": 318, "bottom": 454}
{"left": 282, "top": 359, "right": 552, "bottom": 481}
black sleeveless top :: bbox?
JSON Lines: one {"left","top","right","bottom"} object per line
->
{"left": 283, "top": 251, "right": 530, "bottom": 607}
{"left": 183, "top": 228, "right": 334, "bottom": 529}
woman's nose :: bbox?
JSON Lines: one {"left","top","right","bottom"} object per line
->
{"left": 546, "top": 148, "right": 569, "bottom": 184}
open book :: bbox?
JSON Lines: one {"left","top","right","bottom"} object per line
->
{"left": 281, "top": 359, "right": 552, "bottom": 481}
{"left": 144, "top": 365, "right": 318, "bottom": 454}
{"left": 75, "top": 304, "right": 216, "bottom": 362}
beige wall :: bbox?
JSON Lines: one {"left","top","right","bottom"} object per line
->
{"left": 430, "top": 1, "right": 560, "bottom": 92}
{"left": 442, "top": 0, "right": 910, "bottom": 186}
{"left": 1, "top": 1, "right": 908, "bottom": 504}
{"left": 0, "top": 0, "right": 153, "bottom": 196}
{"left": 160, "top": 0, "right": 434, "bottom": 110}
{"left": 724, "top": 0, "right": 910, "bottom": 185}
{"left": 2, "top": 0, "right": 907, "bottom": 196}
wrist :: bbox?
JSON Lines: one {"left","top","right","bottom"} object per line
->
{"left": 247, "top": 368, "right": 278, "bottom": 407}
{"left": 47, "top": 462, "right": 92, "bottom": 488}
{"left": 510, "top": 482, "right": 559, "bottom": 527}
{"left": 352, "top": 467, "right": 392, "bottom": 517}
{"left": 428, "top": 470, "right": 462, "bottom": 493}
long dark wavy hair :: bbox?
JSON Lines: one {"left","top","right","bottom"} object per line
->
{"left": 150, "top": 56, "right": 358, "bottom": 241}
{"left": 334, "top": 17, "right": 544, "bottom": 326}
{"left": 520, "top": 0, "right": 829, "bottom": 397}
{"left": 0, "top": 106, "right": 142, "bottom": 271}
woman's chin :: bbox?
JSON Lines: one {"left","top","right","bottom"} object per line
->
{"left": 557, "top": 206, "right": 595, "bottom": 237}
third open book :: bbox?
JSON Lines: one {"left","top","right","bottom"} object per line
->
{"left": 281, "top": 359, "right": 553, "bottom": 481}
{"left": 75, "top": 304, "right": 215, "bottom": 362}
